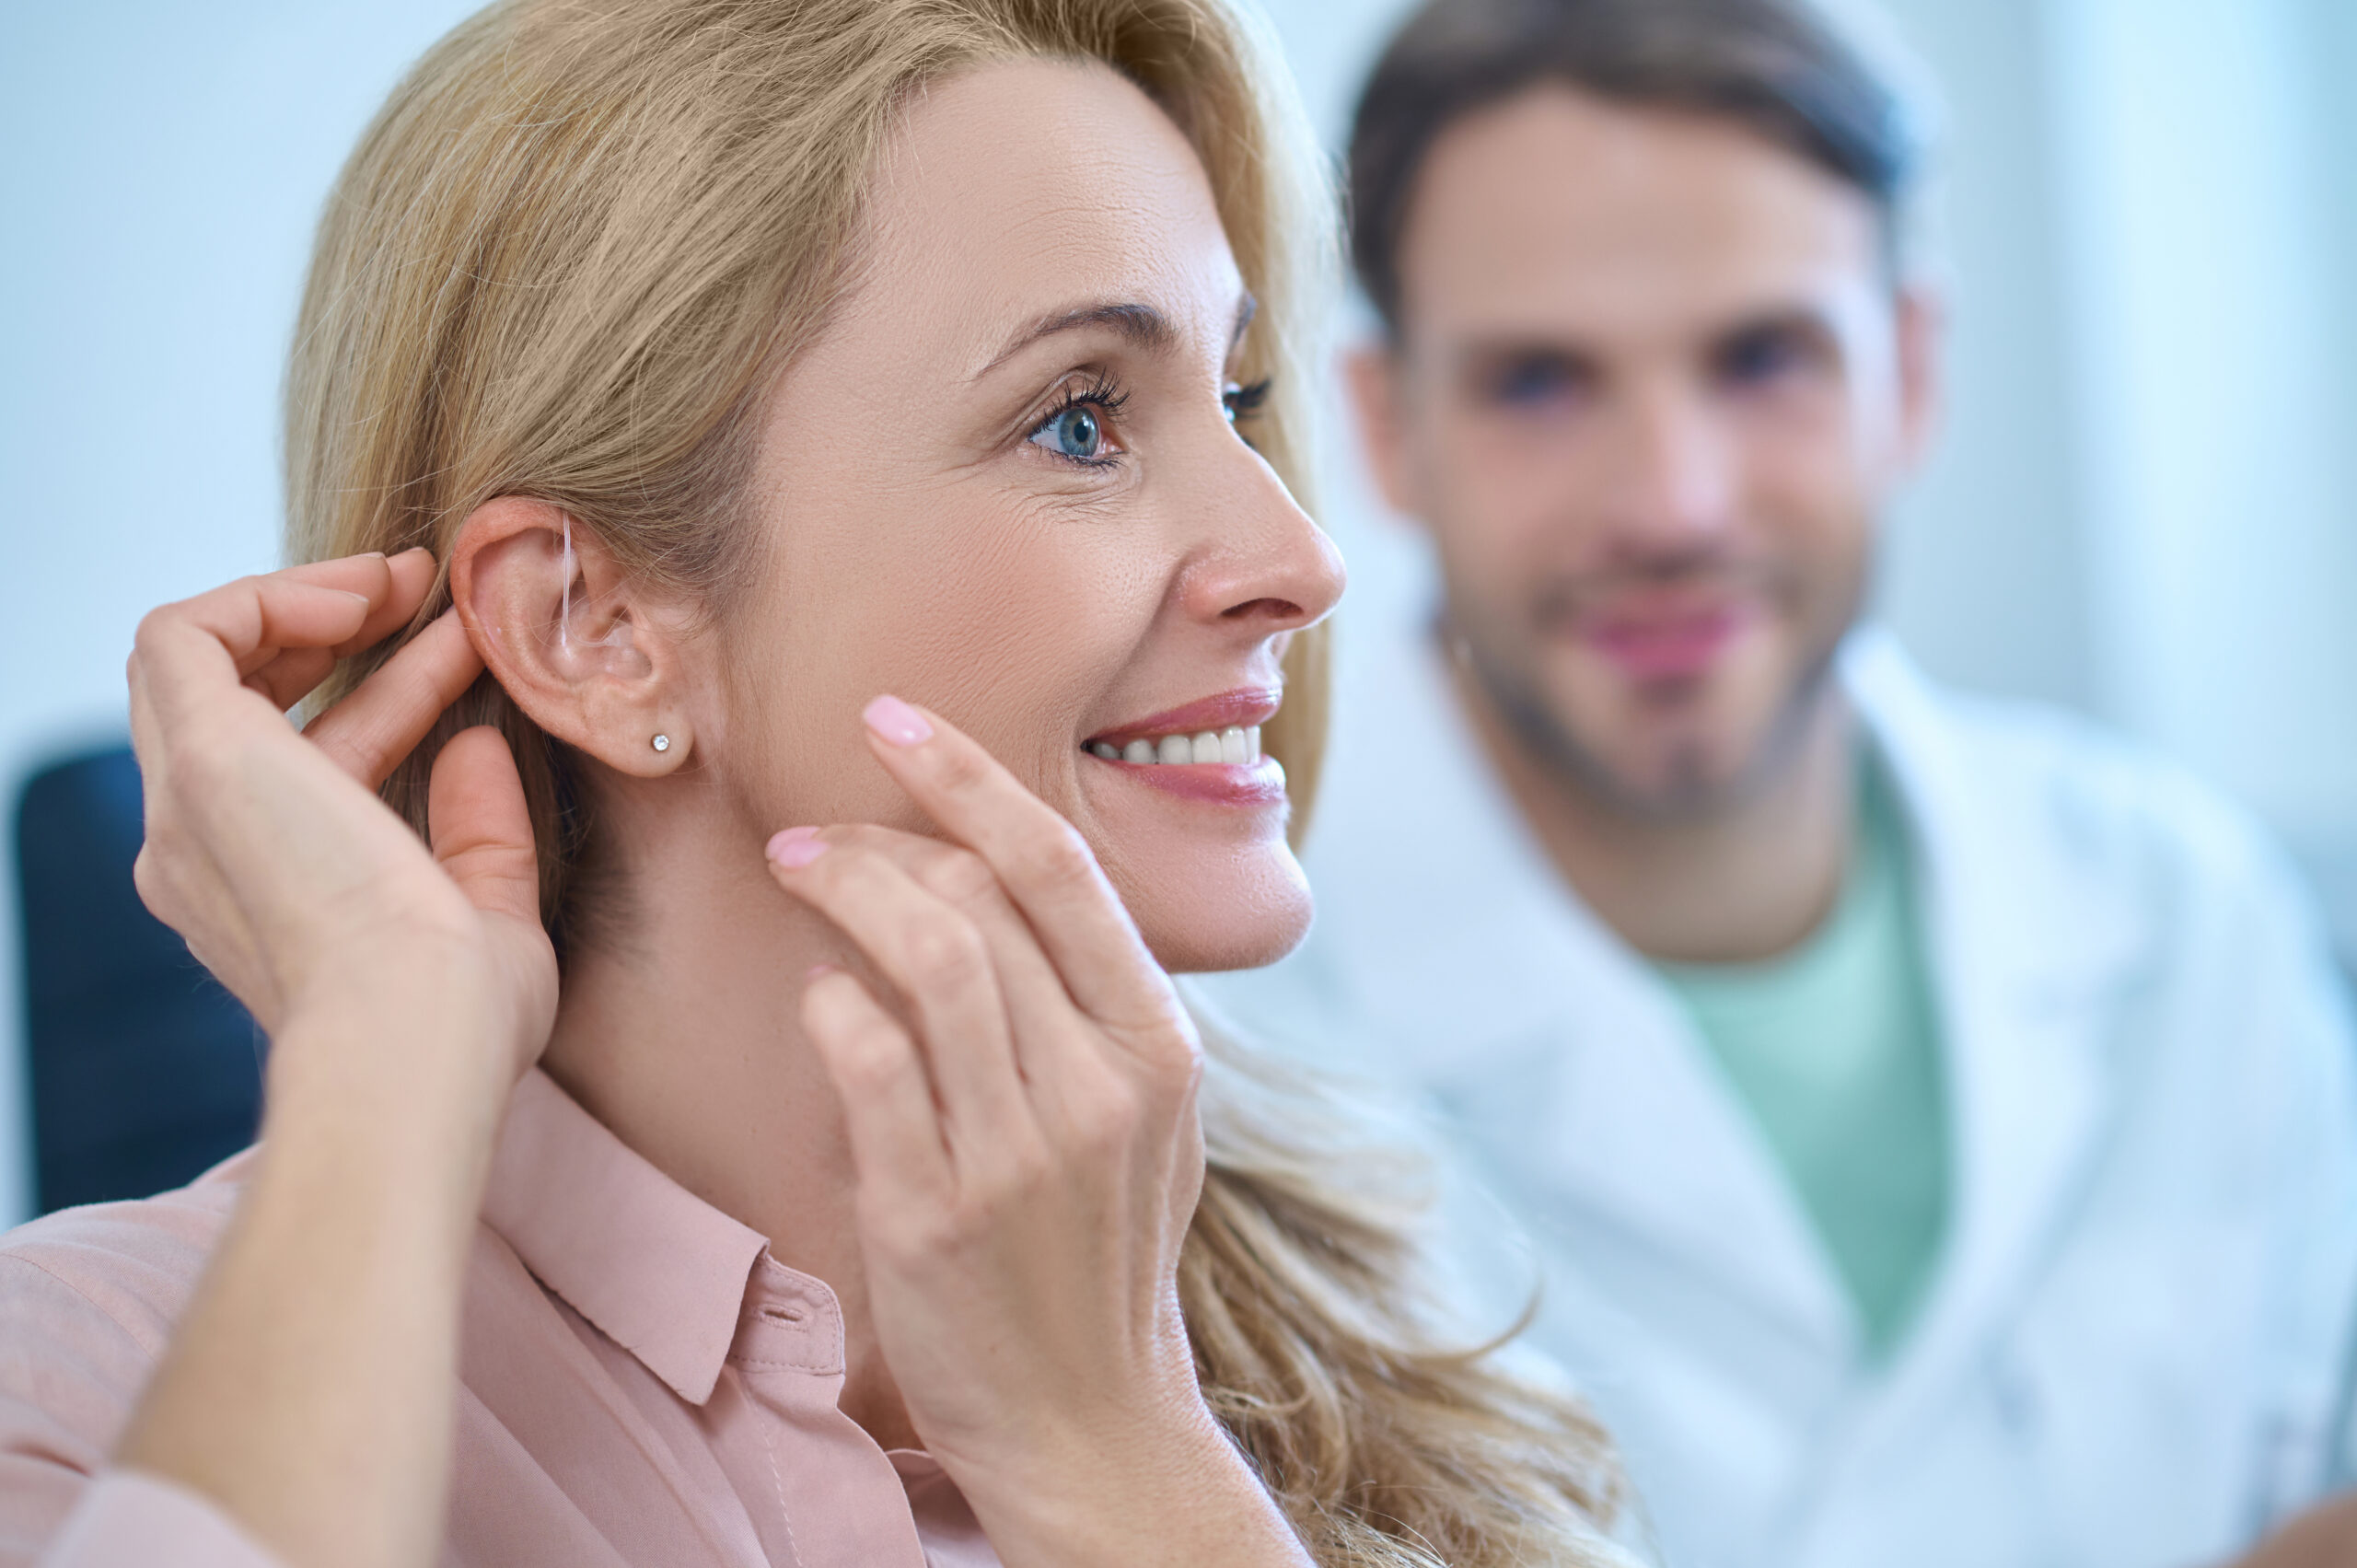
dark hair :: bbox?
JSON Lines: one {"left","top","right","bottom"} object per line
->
{"left": 1348, "top": 0, "right": 1922, "bottom": 335}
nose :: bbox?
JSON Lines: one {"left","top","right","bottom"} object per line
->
{"left": 1595, "top": 375, "right": 1739, "bottom": 560}
{"left": 1176, "top": 437, "right": 1347, "bottom": 636}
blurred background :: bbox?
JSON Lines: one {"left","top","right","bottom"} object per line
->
{"left": 4, "top": 0, "right": 2353, "bottom": 1226}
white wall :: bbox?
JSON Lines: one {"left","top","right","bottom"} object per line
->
{"left": 2051, "top": 0, "right": 2357, "bottom": 845}
{"left": 1, "top": 0, "right": 483, "bottom": 1223}
{"left": 6, "top": 0, "right": 2353, "bottom": 1223}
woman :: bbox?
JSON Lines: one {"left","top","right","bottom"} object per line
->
{"left": 0, "top": 1, "right": 1634, "bottom": 1563}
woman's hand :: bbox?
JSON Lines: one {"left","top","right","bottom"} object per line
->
{"left": 116, "top": 550, "right": 557, "bottom": 1568}
{"left": 127, "top": 548, "right": 554, "bottom": 1093}
{"left": 763, "top": 697, "right": 1309, "bottom": 1568}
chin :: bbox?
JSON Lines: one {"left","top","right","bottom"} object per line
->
{"left": 1549, "top": 643, "right": 1792, "bottom": 804}
{"left": 1125, "top": 851, "right": 1315, "bottom": 975}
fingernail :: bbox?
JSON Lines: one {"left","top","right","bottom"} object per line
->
{"left": 766, "top": 826, "right": 827, "bottom": 868}
{"left": 862, "top": 694, "right": 933, "bottom": 747}
{"left": 806, "top": 963, "right": 837, "bottom": 983}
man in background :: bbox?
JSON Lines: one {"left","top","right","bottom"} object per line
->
{"left": 1202, "top": 1, "right": 2357, "bottom": 1562}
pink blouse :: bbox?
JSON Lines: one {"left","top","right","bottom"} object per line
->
{"left": 0, "top": 1069, "right": 1002, "bottom": 1567}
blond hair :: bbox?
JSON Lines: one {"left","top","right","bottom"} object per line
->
{"left": 288, "top": 1, "right": 1634, "bottom": 1560}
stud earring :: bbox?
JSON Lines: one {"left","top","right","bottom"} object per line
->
{"left": 651, "top": 734, "right": 672, "bottom": 754}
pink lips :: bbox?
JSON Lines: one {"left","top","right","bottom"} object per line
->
{"left": 1084, "top": 686, "right": 1288, "bottom": 808}
{"left": 1109, "top": 759, "right": 1289, "bottom": 807}
{"left": 1585, "top": 602, "right": 1750, "bottom": 681}
{"left": 1089, "top": 687, "right": 1281, "bottom": 746}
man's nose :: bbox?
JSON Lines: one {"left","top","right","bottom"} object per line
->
{"left": 1595, "top": 378, "right": 1740, "bottom": 552}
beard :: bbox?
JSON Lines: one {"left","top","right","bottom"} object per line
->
{"left": 1443, "top": 558, "right": 1857, "bottom": 824}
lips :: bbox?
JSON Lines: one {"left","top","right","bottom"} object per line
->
{"left": 1581, "top": 600, "right": 1752, "bottom": 681}
{"left": 1086, "top": 687, "right": 1281, "bottom": 749}
{"left": 1082, "top": 686, "right": 1288, "bottom": 807}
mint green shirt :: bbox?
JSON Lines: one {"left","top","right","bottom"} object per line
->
{"left": 1656, "top": 760, "right": 1950, "bottom": 1357}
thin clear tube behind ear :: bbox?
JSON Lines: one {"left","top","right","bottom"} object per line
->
{"left": 560, "top": 512, "right": 575, "bottom": 656}
{"left": 552, "top": 512, "right": 638, "bottom": 668}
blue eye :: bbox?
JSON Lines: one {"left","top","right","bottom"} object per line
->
{"left": 1031, "top": 404, "right": 1104, "bottom": 459}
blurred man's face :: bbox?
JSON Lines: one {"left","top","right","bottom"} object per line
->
{"left": 1354, "top": 87, "right": 1937, "bottom": 819}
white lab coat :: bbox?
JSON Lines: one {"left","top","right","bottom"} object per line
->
{"left": 1194, "top": 622, "right": 2357, "bottom": 1568}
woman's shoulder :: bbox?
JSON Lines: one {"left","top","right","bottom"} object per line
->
{"left": 0, "top": 1151, "right": 252, "bottom": 1360}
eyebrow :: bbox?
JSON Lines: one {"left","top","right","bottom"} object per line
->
{"left": 973, "top": 294, "right": 1260, "bottom": 382}
{"left": 1448, "top": 301, "right": 1845, "bottom": 368}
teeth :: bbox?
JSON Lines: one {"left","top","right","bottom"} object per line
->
{"left": 1088, "top": 725, "right": 1266, "bottom": 766}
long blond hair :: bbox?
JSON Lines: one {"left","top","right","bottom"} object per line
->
{"left": 288, "top": 1, "right": 1634, "bottom": 1560}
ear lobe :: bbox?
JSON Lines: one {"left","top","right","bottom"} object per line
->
{"left": 1893, "top": 284, "right": 1946, "bottom": 472}
{"left": 449, "top": 496, "right": 693, "bottom": 774}
{"left": 1343, "top": 343, "right": 1423, "bottom": 526}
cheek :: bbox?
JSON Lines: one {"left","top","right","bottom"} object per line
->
{"left": 725, "top": 490, "right": 1167, "bottom": 817}
{"left": 893, "top": 503, "right": 1158, "bottom": 784}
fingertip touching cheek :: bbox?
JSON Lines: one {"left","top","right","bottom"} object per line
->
{"left": 696, "top": 55, "right": 1341, "bottom": 973}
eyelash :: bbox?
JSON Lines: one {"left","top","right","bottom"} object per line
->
{"left": 1026, "top": 372, "right": 1132, "bottom": 470}
{"left": 1020, "top": 371, "right": 1277, "bottom": 470}
{"left": 1225, "top": 377, "right": 1273, "bottom": 424}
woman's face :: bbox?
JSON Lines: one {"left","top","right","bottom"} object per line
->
{"left": 704, "top": 56, "right": 1343, "bottom": 973}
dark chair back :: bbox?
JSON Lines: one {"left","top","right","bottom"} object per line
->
{"left": 13, "top": 745, "right": 261, "bottom": 1214}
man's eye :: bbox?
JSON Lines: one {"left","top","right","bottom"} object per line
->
{"left": 1030, "top": 404, "right": 1107, "bottom": 459}
{"left": 1718, "top": 329, "right": 1809, "bottom": 388}
{"left": 1486, "top": 355, "right": 1584, "bottom": 408}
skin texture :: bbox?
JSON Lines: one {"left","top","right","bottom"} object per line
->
{"left": 1351, "top": 86, "right": 1938, "bottom": 962}
{"left": 112, "top": 57, "right": 1335, "bottom": 1568}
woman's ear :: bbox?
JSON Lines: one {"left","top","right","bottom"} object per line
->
{"left": 449, "top": 496, "right": 694, "bottom": 774}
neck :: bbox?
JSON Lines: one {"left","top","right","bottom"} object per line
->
{"left": 1455, "top": 651, "right": 1855, "bottom": 966}
{"left": 537, "top": 785, "right": 917, "bottom": 1448}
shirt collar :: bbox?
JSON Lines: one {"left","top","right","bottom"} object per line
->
{"left": 482, "top": 1068, "right": 770, "bottom": 1406}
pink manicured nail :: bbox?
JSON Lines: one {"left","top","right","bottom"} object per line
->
{"left": 863, "top": 694, "right": 934, "bottom": 747}
{"left": 766, "top": 827, "right": 827, "bottom": 868}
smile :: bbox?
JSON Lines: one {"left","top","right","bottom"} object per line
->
{"left": 1081, "top": 685, "right": 1279, "bottom": 764}
{"left": 1078, "top": 687, "right": 1287, "bottom": 806}
{"left": 1086, "top": 726, "right": 1262, "bottom": 766}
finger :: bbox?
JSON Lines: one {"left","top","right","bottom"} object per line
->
{"left": 238, "top": 549, "right": 442, "bottom": 708}
{"left": 766, "top": 830, "right": 1037, "bottom": 1161}
{"left": 802, "top": 968, "right": 953, "bottom": 1206}
{"left": 805, "top": 826, "right": 1096, "bottom": 1088}
{"left": 332, "top": 547, "right": 439, "bottom": 656}
{"left": 856, "top": 697, "right": 1179, "bottom": 1034}
{"left": 307, "top": 612, "right": 485, "bottom": 789}
{"left": 428, "top": 726, "right": 539, "bottom": 927}
{"left": 135, "top": 576, "right": 377, "bottom": 727}
{"left": 241, "top": 646, "right": 339, "bottom": 713}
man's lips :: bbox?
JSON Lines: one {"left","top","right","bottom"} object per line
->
{"left": 1579, "top": 601, "right": 1753, "bottom": 680}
